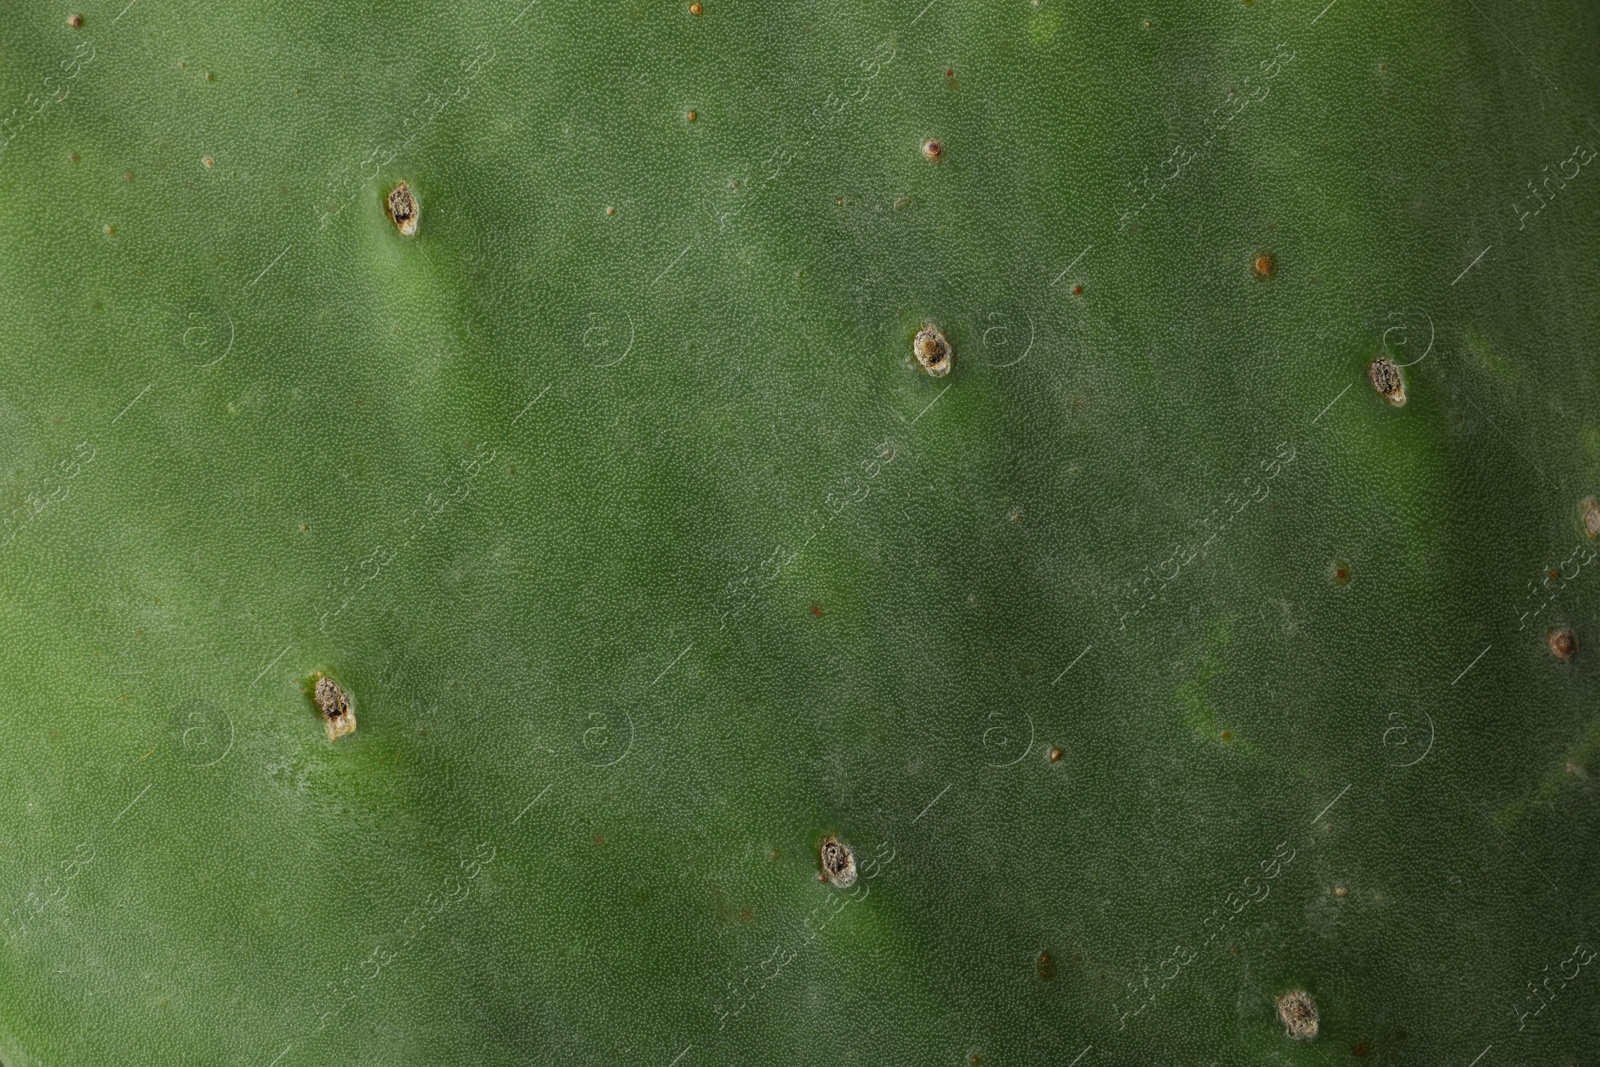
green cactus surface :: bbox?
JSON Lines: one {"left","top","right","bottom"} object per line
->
{"left": 2, "top": 0, "right": 1600, "bottom": 1063}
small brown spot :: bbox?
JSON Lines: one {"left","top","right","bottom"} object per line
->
{"left": 206, "top": 71, "right": 214, "bottom": 82}
{"left": 810, "top": 605, "right": 824, "bottom": 617}
{"left": 738, "top": 907, "right": 753, "bottom": 921}
{"left": 1070, "top": 284, "right": 1084, "bottom": 296}
{"left": 968, "top": 1057, "right": 981, "bottom": 1066}
{"left": 921, "top": 139, "right": 944, "bottom": 163}
{"left": 1277, "top": 990, "right": 1319, "bottom": 1041}
{"left": 1332, "top": 560, "right": 1352, "bottom": 584}
{"left": 386, "top": 181, "right": 419, "bottom": 236}
{"left": 202, "top": 157, "right": 214, "bottom": 169}
{"left": 1549, "top": 626, "right": 1578, "bottom": 662}
{"left": 67, "top": 13, "right": 83, "bottom": 27}
{"left": 312, "top": 674, "right": 357, "bottom": 741}
{"left": 299, "top": 523, "right": 309, "bottom": 532}
{"left": 1582, "top": 496, "right": 1600, "bottom": 540}
{"left": 819, "top": 835, "right": 856, "bottom": 888}
{"left": 1036, "top": 950, "right": 1057, "bottom": 981}
{"left": 893, "top": 196, "right": 910, "bottom": 210}
{"left": 686, "top": 109, "right": 697, "bottom": 122}
{"left": 102, "top": 224, "right": 115, "bottom": 235}
{"left": 1143, "top": 19, "right": 1152, "bottom": 27}
{"left": 68, "top": 152, "right": 79, "bottom": 163}
{"left": 122, "top": 172, "right": 134, "bottom": 183}
{"left": 944, "top": 68, "right": 953, "bottom": 77}
{"left": 1353, "top": 1044, "right": 1370, "bottom": 1056}
{"left": 1048, "top": 746, "right": 1063, "bottom": 762}
{"left": 689, "top": 1, "right": 703, "bottom": 12}
{"left": 1253, "top": 252, "right": 1274, "bottom": 278}
{"left": 913, "top": 324, "right": 952, "bottom": 377}
{"left": 1220, "top": 730, "right": 1232, "bottom": 742}
{"left": 593, "top": 834, "right": 606, "bottom": 846}
{"left": 835, "top": 197, "right": 845, "bottom": 206}
{"left": 606, "top": 206, "right": 616, "bottom": 216}
{"left": 1334, "top": 885, "right": 1347, "bottom": 897}
{"left": 1367, "top": 355, "right": 1405, "bottom": 406}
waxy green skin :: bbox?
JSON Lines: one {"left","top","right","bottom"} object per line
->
{"left": 1, "top": 1, "right": 1599, "bottom": 1063}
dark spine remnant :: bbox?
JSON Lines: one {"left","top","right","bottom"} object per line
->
{"left": 1276, "top": 990, "right": 1319, "bottom": 1041}
{"left": 387, "top": 182, "right": 419, "bottom": 236}
{"left": 913, "top": 324, "right": 952, "bottom": 378}
{"left": 1367, "top": 356, "right": 1405, "bottom": 406}
{"left": 313, "top": 674, "right": 357, "bottom": 740}
{"left": 819, "top": 835, "right": 857, "bottom": 888}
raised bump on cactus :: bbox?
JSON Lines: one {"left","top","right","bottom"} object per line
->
{"left": 1367, "top": 355, "right": 1405, "bottom": 406}
{"left": 1276, "top": 990, "right": 1319, "bottom": 1041}
{"left": 913, "top": 324, "right": 952, "bottom": 377}
{"left": 387, "top": 181, "right": 419, "bottom": 236}
{"left": 312, "top": 674, "right": 357, "bottom": 741}
{"left": 819, "top": 835, "right": 856, "bottom": 888}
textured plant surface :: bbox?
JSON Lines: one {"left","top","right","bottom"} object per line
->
{"left": 2, "top": 1, "right": 1600, "bottom": 1064}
